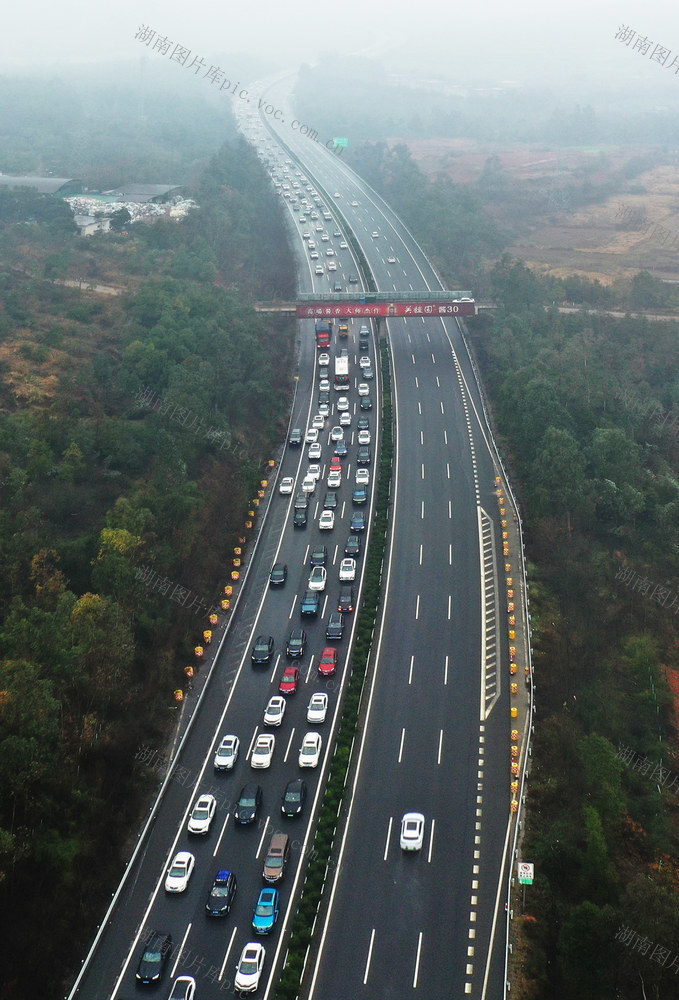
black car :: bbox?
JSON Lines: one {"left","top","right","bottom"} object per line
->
{"left": 289, "top": 428, "right": 303, "bottom": 447}
{"left": 205, "top": 869, "right": 238, "bottom": 917}
{"left": 344, "top": 535, "right": 361, "bottom": 557}
{"left": 281, "top": 778, "right": 307, "bottom": 817}
{"left": 318, "top": 365, "right": 329, "bottom": 381}
{"left": 350, "top": 512, "right": 366, "bottom": 533}
{"left": 294, "top": 493, "right": 309, "bottom": 510}
{"left": 300, "top": 590, "right": 320, "bottom": 617}
{"left": 286, "top": 627, "right": 307, "bottom": 659}
{"left": 338, "top": 585, "right": 354, "bottom": 613}
{"left": 135, "top": 930, "right": 172, "bottom": 985}
{"left": 360, "top": 396, "right": 372, "bottom": 410}
{"left": 269, "top": 563, "right": 287, "bottom": 587}
{"left": 326, "top": 611, "right": 345, "bottom": 640}
{"left": 352, "top": 487, "right": 368, "bottom": 505}
{"left": 359, "top": 336, "right": 370, "bottom": 351}
{"left": 293, "top": 508, "right": 308, "bottom": 528}
{"left": 349, "top": 273, "right": 359, "bottom": 283}
{"left": 357, "top": 416, "right": 370, "bottom": 431}
{"left": 363, "top": 366, "right": 374, "bottom": 380}
{"left": 235, "top": 783, "right": 262, "bottom": 824}
{"left": 356, "top": 446, "right": 371, "bottom": 465}
{"left": 318, "top": 390, "right": 330, "bottom": 405}
{"left": 251, "top": 634, "right": 275, "bottom": 664}
{"left": 334, "top": 441, "right": 348, "bottom": 458}
{"left": 324, "top": 491, "right": 338, "bottom": 510}
{"left": 310, "top": 544, "right": 327, "bottom": 567}
{"left": 333, "top": 282, "right": 343, "bottom": 292}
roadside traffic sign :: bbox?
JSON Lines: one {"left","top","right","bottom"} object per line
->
{"left": 518, "top": 862, "right": 534, "bottom": 884}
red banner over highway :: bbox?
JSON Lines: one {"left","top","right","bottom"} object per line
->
{"left": 296, "top": 300, "right": 476, "bottom": 319}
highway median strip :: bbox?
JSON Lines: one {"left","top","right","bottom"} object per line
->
{"left": 274, "top": 337, "right": 393, "bottom": 999}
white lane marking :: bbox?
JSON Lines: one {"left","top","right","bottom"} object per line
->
{"left": 398, "top": 728, "right": 406, "bottom": 763}
{"left": 413, "top": 932, "right": 423, "bottom": 988}
{"left": 421, "top": 501, "right": 425, "bottom": 519}
{"left": 288, "top": 595, "right": 296, "bottom": 619}
{"left": 414, "top": 376, "right": 419, "bottom": 388}
{"left": 447, "top": 462, "right": 451, "bottom": 479}
{"left": 444, "top": 430, "right": 448, "bottom": 445}
{"left": 426, "top": 332, "right": 431, "bottom": 342}
{"left": 449, "top": 543, "right": 453, "bottom": 565}
{"left": 255, "top": 816, "right": 271, "bottom": 858}
{"left": 219, "top": 925, "right": 238, "bottom": 981}
{"left": 420, "top": 430, "right": 424, "bottom": 445}
{"left": 303, "top": 543, "right": 310, "bottom": 562}
{"left": 383, "top": 818, "right": 393, "bottom": 860}
{"left": 213, "top": 812, "right": 231, "bottom": 857}
{"left": 419, "top": 544, "right": 423, "bottom": 566}
{"left": 283, "top": 727, "right": 296, "bottom": 762}
{"left": 431, "top": 353, "right": 436, "bottom": 365}
{"left": 428, "top": 819, "right": 435, "bottom": 863}
{"left": 418, "top": 401, "right": 422, "bottom": 415}
{"left": 411, "top": 353, "right": 416, "bottom": 365}
{"left": 332, "top": 543, "right": 339, "bottom": 564}
{"left": 171, "top": 923, "right": 192, "bottom": 978}
{"left": 436, "top": 375, "right": 440, "bottom": 387}
{"left": 415, "top": 594, "right": 420, "bottom": 620}
{"left": 246, "top": 727, "right": 259, "bottom": 759}
{"left": 270, "top": 653, "right": 280, "bottom": 684}
{"left": 440, "top": 401, "right": 445, "bottom": 414}
{"left": 448, "top": 499, "right": 453, "bottom": 518}
{"left": 421, "top": 463, "right": 425, "bottom": 480}
{"left": 408, "top": 655, "right": 415, "bottom": 685}
{"left": 444, "top": 655, "right": 449, "bottom": 685}
{"left": 364, "top": 929, "right": 376, "bottom": 984}
{"left": 448, "top": 594, "right": 452, "bottom": 620}
{"left": 437, "top": 729, "right": 443, "bottom": 764}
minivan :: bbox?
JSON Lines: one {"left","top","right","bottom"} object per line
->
{"left": 263, "top": 832, "right": 290, "bottom": 883}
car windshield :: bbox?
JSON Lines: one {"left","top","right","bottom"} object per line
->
{"left": 169, "top": 863, "right": 185, "bottom": 876}
{"left": 256, "top": 903, "right": 274, "bottom": 916}
{"left": 240, "top": 960, "right": 259, "bottom": 973}
{"left": 286, "top": 791, "right": 301, "bottom": 802}
{"left": 142, "top": 949, "right": 161, "bottom": 962}
{"left": 211, "top": 885, "right": 231, "bottom": 897}
{"left": 193, "top": 807, "right": 209, "bottom": 818}
{"left": 266, "top": 855, "right": 283, "bottom": 869}
{"left": 240, "top": 796, "right": 255, "bottom": 807}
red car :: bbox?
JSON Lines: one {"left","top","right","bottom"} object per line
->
{"left": 318, "top": 647, "right": 337, "bottom": 677}
{"left": 279, "top": 665, "right": 300, "bottom": 695}
{"left": 328, "top": 458, "right": 342, "bottom": 473}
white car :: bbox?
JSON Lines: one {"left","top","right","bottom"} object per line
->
{"left": 325, "top": 248, "right": 335, "bottom": 257}
{"left": 302, "top": 232, "right": 311, "bottom": 240}
{"left": 315, "top": 265, "right": 324, "bottom": 275}
{"left": 339, "top": 557, "right": 356, "bottom": 581}
{"left": 187, "top": 794, "right": 217, "bottom": 835}
{"left": 305, "top": 427, "right": 318, "bottom": 443}
{"left": 400, "top": 812, "right": 425, "bottom": 851}
{"left": 301, "top": 475, "right": 316, "bottom": 494}
{"left": 310, "top": 251, "right": 319, "bottom": 260}
{"left": 358, "top": 429, "right": 371, "bottom": 445}
{"left": 337, "top": 396, "right": 349, "bottom": 411}
{"left": 308, "top": 464, "right": 321, "bottom": 480}
{"left": 387, "top": 255, "right": 397, "bottom": 263}
{"left": 321, "top": 233, "right": 330, "bottom": 242}
{"left": 251, "top": 733, "right": 275, "bottom": 768}
{"left": 327, "top": 469, "right": 342, "bottom": 488}
{"left": 357, "top": 383, "right": 369, "bottom": 397}
{"left": 308, "top": 565, "right": 327, "bottom": 591}
{"left": 315, "top": 224, "right": 323, "bottom": 231}
{"left": 359, "top": 356, "right": 371, "bottom": 369}
{"left": 214, "top": 734, "right": 240, "bottom": 771}
{"left": 299, "top": 732, "right": 322, "bottom": 767}
{"left": 279, "top": 476, "right": 294, "bottom": 495}
{"left": 165, "top": 851, "right": 195, "bottom": 892}
{"left": 339, "top": 411, "right": 351, "bottom": 427}
{"left": 339, "top": 240, "right": 348, "bottom": 248}
{"left": 308, "top": 240, "right": 316, "bottom": 249}
{"left": 319, "top": 378, "right": 330, "bottom": 392}
{"left": 234, "top": 942, "right": 266, "bottom": 994}
{"left": 312, "top": 414, "right": 325, "bottom": 430}
{"left": 318, "top": 353, "right": 330, "bottom": 367}
{"left": 168, "top": 976, "right": 196, "bottom": 1000}
{"left": 371, "top": 231, "right": 379, "bottom": 238}
{"left": 264, "top": 696, "right": 286, "bottom": 727}
{"left": 328, "top": 261, "right": 337, "bottom": 271}
{"left": 319, "top": 510, "right": 335, "bottom": 530}
{"left": 330, "top": 426, "right": 344, "bottom": 442}
{"left": 351, "top": 201, "right": 358, "bottom": 207}
{"left": 319, "top": 402, "right": 330, "bottom": 416}
{"left": 307, "top": 692, "right": 328, "bottom": 724}
{"left": 355, "top": 468, "right": 370, "bottom": 485}
{"left": 308, "top": 442, "right": 322, "bottom": 460}
{"left": 334, "top": 191, "right": 341, "bottom": 198}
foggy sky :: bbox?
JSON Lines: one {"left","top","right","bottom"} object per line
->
{"left": 3, "top": 0, "right": 679, "bottom": 100}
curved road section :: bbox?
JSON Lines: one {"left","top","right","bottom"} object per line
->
{"left": 245, "top": 82, "right": 512, "bottom": 999}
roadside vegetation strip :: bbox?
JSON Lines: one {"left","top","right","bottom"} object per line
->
{"left": 274, "top": 339, "right": 393, "bottom": 1000}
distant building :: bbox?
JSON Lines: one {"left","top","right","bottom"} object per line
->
{"left": 0, "top": 174, "right": 82, "bottom": 195}
{"left": 74, "top": 215, "right": 111, "bottom": 237}
{"left": 102, "top": 183, "right": 182, "bottom": 204}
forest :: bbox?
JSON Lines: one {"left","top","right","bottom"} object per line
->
{"left": 0, "top": 86, "right": 296, "bottom": 999}
{"left": 467, "top": 257, "right": 679, "bottom": 999}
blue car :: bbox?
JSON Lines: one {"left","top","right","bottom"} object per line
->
{"left": 252, "top": 887, "right": 280, "bottom": 934}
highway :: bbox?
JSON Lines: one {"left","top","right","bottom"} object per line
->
{"left": 245, "top": 83, "right": 513, "bottom": 999}
{"left": 69, "top": 83, "right": 512, "bottom": 1000}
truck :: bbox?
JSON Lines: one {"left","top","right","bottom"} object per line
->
{"left": 338, "top": 322, "right": 349, "bottom": 338}
{"left": 315, "top": 320, "right": 332, "bottom": 349}
{"left": 334, "top": 356, "right": 350, "bottom": 391}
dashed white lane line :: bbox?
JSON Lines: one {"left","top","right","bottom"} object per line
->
{"left": 444, "top": 655, "right": 449, "bottom": 685}
{"left": 437, "top": 729, "right": 443, "bottom": 764}
{"left": 415, "top": 594, "right": 420, "bottom": 620}
{"left": 398, "top": 727, "right": 406, "bottom": 762}
{"left": 171, "top": 923, "right": 192, "bottom": 978}
{"left": 413, "top": 932, "right": 423, "bottom": 988}
{"left": 383, "top": 819, "right": 392, "bottom": 861}
{"left": 408, "top": 655, "right": 415, "bottom": 684}
{"left": 219, "top": 926, "right": 238, "bottom": 982}
{"left": 363, "top": 930, "right": 375, "bottom": 983}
